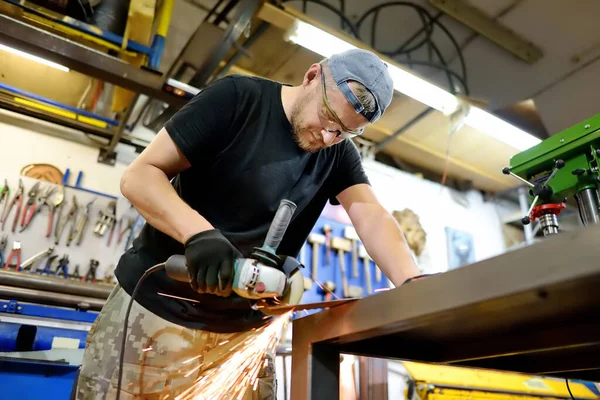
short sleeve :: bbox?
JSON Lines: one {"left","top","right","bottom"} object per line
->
{"left": 164, "top": 77, "right": 238, "bottom": 165}
{"left": 328, "top": 140, "right": 371, "bottom": 205}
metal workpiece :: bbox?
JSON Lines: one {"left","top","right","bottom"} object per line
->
{"left": 0, "top": 270, "right": 112, "bottom": 299}
{"left": 0, "top": 5, "right": 184, "bottom": 107}
{"left": 577, "top": 187, "right": 600, "bottom": 225}
{"left": 0, "top": 285, "right": 105, "bottom": 311}
{"left": 290, "top": 223, "right": 600, "bottom": 400}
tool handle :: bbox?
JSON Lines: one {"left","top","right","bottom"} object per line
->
{"left": 165, "top": 255, "right": 191, "bottom": 283}
{"left": 11, "top": 199, "right": 22, "bottom": 233}
{"left": 338, "top": 249, "right": 348, "bottom": 298}
{"left": 47, "top": 209, "right": 54, "bottom": 238}
{"left": 364, "top": 257, "right": 372, "bottom": 295}
{"left": 351, "top": 240, "right": 358, "bottom": 278}
{"left": 375, "top": 265, "right": 382, "bottom": 282}
{"left": 311, "top": 243, "right": 318, "bottom": 281}
{"left": 263, "top": 200, "right": 297, "bottom": 252}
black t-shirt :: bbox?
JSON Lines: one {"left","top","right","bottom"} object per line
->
{"left": 115, "top": 75, "right": 370, "bottom": 333}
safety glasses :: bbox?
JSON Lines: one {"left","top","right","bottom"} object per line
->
{"left": 320, "top": 69, "right": 365, "bottom": 138}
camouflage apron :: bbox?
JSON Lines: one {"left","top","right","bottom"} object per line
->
{"left": 75, "top": 285, "right": 276, "bottom": 400}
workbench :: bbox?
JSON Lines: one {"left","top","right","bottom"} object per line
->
{"left": 290, "top": 223, "right": 600, "bottom": 400}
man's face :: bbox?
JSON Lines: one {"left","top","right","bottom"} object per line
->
{"left": 290, "top": 67, "right": 370, "bottom": 153}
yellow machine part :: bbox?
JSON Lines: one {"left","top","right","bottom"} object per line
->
{"left": 403, "top": 362, "right": 597, "bottom": 400}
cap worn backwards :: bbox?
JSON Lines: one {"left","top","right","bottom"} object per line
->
{"left": 327, "top": 49, "right": 394, "bottom": 123}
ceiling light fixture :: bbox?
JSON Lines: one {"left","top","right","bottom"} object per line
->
{"left": 287, "top": 20, "right": 540, "bottom": 151}
{"left": 0, "top": 43, "right": 70, "bottom": 72}
{"left": 464, "top": 106, "right": 541, "bottom": 151}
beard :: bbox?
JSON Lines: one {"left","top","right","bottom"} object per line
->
{"left": 290, "top": 91, "right": 326, "bottom": 153}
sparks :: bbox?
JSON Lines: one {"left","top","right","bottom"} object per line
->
{"left": 157, "top": 292, "right": 201, "bottom": 303}
{"left": 174, "top": 311, "right": 292, "bottom": 400}
{"left": 218, "top": 340, "right": 230, "bottom": 346}
{"left": 314, "top": 280, "right": 340, "bottom": 299}
{"left": 142, "top": 346, "right": 153, "bottom": 352}
{"left": 374, "top": 288, "right": 391, "bottom": 292}
{"left": 182, "top": 355, "right": 202, "bottom": 365}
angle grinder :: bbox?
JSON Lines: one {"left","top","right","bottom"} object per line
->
{"left": 164, "top": 200, "right": 305, "bottom": 304}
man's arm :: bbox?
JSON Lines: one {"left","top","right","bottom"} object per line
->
{"left": 120, "top": 128, "right": 214, "bottom": 244}
{"left": 337, "top": 183, "right": 420, "bottom": 286}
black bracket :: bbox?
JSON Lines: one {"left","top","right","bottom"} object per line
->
{"left": 98, "top": 148, "right": 117, "bottom": 166}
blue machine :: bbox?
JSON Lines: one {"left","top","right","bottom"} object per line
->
{"left": 0, "top": 299, "right": 98, "bottom": 399}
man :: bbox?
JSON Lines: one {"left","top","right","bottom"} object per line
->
{"left": 76, "top": 48, "right": 423, "bottom": 399}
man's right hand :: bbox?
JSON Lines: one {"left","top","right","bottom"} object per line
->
{"left": 184, "top": 230, "right": 242, "bottom": 297}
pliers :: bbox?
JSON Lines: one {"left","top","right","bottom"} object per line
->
{"left": 0, "top": 180, "right": 9, "bottom": 223}
{"left": 4, "top": 241, "right": 22, "bottom": 271}
{"left": 20, "top": 185, "right": 54, "bottom": 233}
{"left": 55, "top": 196, "right": 79, "bottom": 246}
{"left": 0, "top": 235, "right": 7, "bottom": 268}
{"left": 54, "top": 255, "right": 70, "bottom": 279}
{"left": 71, "top": 198, "right": 96, "bottom": 246}
{"left": 84, "top": 259, "right": 99, "bottom": 283}
{"left": 117, "top": 217, "right": 135, "bottom": 245}
{"left": 1, "top": 179, "right": 24, "bottom": 233}
{"left": 39, "top": 255, "right": 58, "bottom": 276}
{"left": 20, "top": 182, "right": 41, "bottom": 229}
{"left": 48, "top": 185, "right": 64, "bottom": 238}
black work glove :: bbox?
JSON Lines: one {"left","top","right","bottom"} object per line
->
{"left": 184, "top": 230, "right": 242, "bottom": 297}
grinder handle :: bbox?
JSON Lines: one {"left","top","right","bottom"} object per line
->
{"left": 263, "top": 200, "right": 297, "bottom": 252}
{"left": 165, "top": 255, "right": 191, "bottom": 282}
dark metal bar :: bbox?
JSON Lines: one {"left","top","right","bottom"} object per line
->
{"left": 0, "top": 8, "right": 185, "bottom": 107}
{"left": 104, "top": 93, "right": 141, "bottom": 156}
{"left": 213, "top": 0, "right": 240, "bottom": 26}
{"left": 373, "top": 107, "right": 434, "bottom": 153}
{"left": 215, "top": 21, "right": 271, "bottom": 79}
{"left": 0, "top": 270, "right": 113, "bottom": 299}
{"left": 0, "top": 285, "right": 106, "bottom": 310}
{"left": 311, "top": 344, "right": 340, "bottom": 400}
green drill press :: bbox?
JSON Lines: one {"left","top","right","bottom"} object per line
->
{"left": 503, "top": 113, "right": 600, "bottom": 236}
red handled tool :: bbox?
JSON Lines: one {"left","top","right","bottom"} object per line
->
{"left": 1, "top": 179, "right": 24, "bottom": 233}
{"left": 4, "top": 241, "right": 22, "bottom": 271}
{"left": 20, "top": 182, "right": 41, "bottom": 228}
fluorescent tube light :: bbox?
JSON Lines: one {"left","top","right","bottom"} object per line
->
{"left": 287, "top": 19, "right": 541, "bottom": 151}
{"left": 0, "top": 43, "right": 69, "bottom": 72}
{"left": 287, "top": 20, "right": 458, "bottom": 114}
{"left": 465, "top": 106, "right": 541, "bottom": 151}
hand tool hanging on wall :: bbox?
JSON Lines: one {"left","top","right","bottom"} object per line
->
{"left": 47, "top": 185, "right": 64, "bottom": 238}
{"left": 84, "top": 259, "right": 99, "bottom": 283}
{"left": 0, "top": 235, "right": 6, "bottom": 268}
{"left": 358, "top": 244, "right": 372, "bottom": 295}
{"left": 331, "top": 237, "right": 362, "bottom": 298}
{"left": 20, "top": 182, "right": 42, "bottom": 229}
{"left": 71, "top": 264, "right": 81, "bottom": 280}
{"left": 54, "top": 255, "right": 70, "bottom": 279}
{"left": 322, "top": 224, "right": 332, "bottom": 265}
{"left": 307, "top": 233, "right": 325, "bottom": 282}
{"left": 1, "top": 179, "right": 24, "bottom": 233}
{"left": 71, "top": 199, "right": 96, "bottom": 246}
{"left": 39, "top": 255, "right": 58, "bottom": 276}
{"left": 21, "top": 246, "right": 55, "bottom": 273}
{"left": 0, "top": 180, "right": 9, "bottom": 222}
{"left": 19, "top": 186, "right": 56, "bottom": 233}
{"left": 3, "top": 241, "right": 22, "bottom": 271}
{"left": 94, "top": 200, "right": 117, "bottom": 244}
{"left": 117, "top": 216, "right": 134, "bottom": 245}
{"left": 319, "top": 281, "right": 337, "bottom": 301}
{"left": 55, "top": 196, "right": 79, "bottom": 245}
{"left": 344, "top": 226, "right": 360, "bottom": 278}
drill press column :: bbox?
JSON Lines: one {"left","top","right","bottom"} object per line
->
{"left": 577, "top": 188, "right": 600, "bottom": 225}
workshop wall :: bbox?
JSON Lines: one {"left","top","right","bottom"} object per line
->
{"left": 362, "top": 159, "right": 507, "bottom": 274}
{"left": 0, "top": 117, "right": 138, "bottom": 280}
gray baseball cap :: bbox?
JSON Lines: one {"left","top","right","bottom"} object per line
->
{"left": 327, "top": 48, "right": 394, "bottom": 123}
